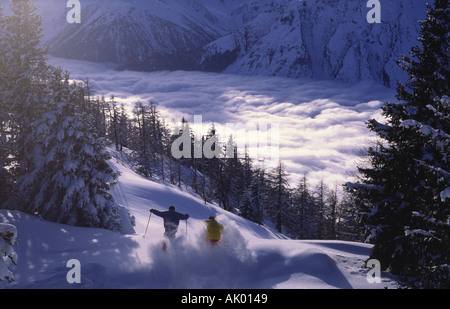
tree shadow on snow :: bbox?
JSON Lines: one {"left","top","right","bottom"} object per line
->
{"left": 0, "top": 210, "right": 140, "bottom": 289}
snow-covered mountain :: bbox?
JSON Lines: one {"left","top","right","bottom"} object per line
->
{"left": 37, "top": 0, "right": 226, "bottom": 71}
{"left": 33, "top": 0, "right": 427, "bottom": 85}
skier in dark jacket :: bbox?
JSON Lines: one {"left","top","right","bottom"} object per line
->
{"left": 150, "top": 206, "right": 189, "bottom": 239}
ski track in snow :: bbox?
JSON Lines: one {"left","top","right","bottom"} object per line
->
{"left": 0, "top": 151, "right": 398, "bottom": 289}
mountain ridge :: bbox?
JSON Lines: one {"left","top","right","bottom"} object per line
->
{"left": 32, "top": 0, "right": 427, "bottom": 85}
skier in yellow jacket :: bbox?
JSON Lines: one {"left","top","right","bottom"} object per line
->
{"left": 204, "top": 216, "right": 223, "bottom": 244}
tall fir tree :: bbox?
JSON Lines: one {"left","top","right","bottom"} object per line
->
{"left": 240, "top": 168, "right": 264, "bottom": 224}
{"left": 291, "top": 175, "right": 308, "bottom": 238}
{"left": 313, "top": 180, "right": 327, "bottom": 239}
{"left": 131, "top": 101, "right": 162, "bottom": 178}
{"left": 266, "top": 162, "right": 291, "bottom": 233}
{"left": 117, "top": 104, "right": 130, "bottom": 151}
{"left": 323, "top": 184, "right": 338, "bottom": 240}
{"left": 0, "top": 1, "right": 121, "bottom": 231}
{"left": 1, "top": 0, "right": 48, "bottom": 175}
{"left": 222, "top": 135, "right": 246, "bottom": 210}
{"left": 346, "top": 0, "right": 449, "bottom": 288}
{"left": 0, "top": 0, "right": 11, "bottom": 204}
{"left": 0, "top": 0, "right": 48, "bottom": 207}
{"left": 17, "top": 69, "right": 121, "bottom": 230}
{"left": 293, "top": 175, "right": 320, "bottom": 239}
{"left": 335, "top": 191, "right": 363, "bottom": 242}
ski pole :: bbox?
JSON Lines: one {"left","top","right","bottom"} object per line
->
{"left": 186, "top": 219, "right": 188, "bottom": 235}
{"left": 143, "top": 211, "right": 152, "bottom": 238}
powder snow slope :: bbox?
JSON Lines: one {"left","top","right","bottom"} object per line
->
{"left": 0, "top": 149, "right": 398, "bottom": 289}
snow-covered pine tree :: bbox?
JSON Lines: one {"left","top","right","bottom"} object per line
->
{"left": 292, "top": 174, "right": 321, "bottom": 239}
{"left": 0, "top": 222, "right": 18, "bottom": 283}
{"left": 335, "top": 191, "right": 363, "bottom": 242}
{"left": 0, "top": 1, "right": 12, "bottom": 204}
{"left": 313, "top": 180, "right": 327, "bottom": 239}
{"left": 0, "top": 0, "right": 50, "bottom": 209}
{"left": 346, "top": 0, "right": 449, "bottom": 288}
{"left": 85, "top": 80, "right": 107, "bottom": 132}
{"left": 200, "top": 124, "right": 232, "bottom": 210}
{"left": 290, "top": 175, "right": 307, "bottom": 238}
{"left": 1, "top": 0, "right": 48, "bottom": 177}
{"left": 18, "top": 68, "right": 121, "bottom": 231}
{"left": 323, "top": 184, "right": 338, "bottom": 240}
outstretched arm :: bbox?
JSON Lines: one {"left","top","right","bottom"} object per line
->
{"left": 150, "top": 209, "right": 164, "bottom": 218}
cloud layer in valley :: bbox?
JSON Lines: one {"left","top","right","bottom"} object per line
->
{"left": 48, "top": 57, "right": 396, "bottom": 188}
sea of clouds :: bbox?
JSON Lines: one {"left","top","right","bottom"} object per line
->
{"left": 48, "top": 57, "right": 396, "bottom": 189}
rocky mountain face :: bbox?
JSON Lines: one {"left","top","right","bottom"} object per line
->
{"left": 34, "top": 0, "right": 427, "bottom": 85}
{"left": 37, "top": 0, "right": 226, "bottom": 71}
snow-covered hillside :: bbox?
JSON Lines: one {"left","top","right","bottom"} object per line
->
{"left": 0, "top": 149, "right": 398, "bottom": 289}
{"left": 31, "top": 0, "right": 427, "bottom": 84}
